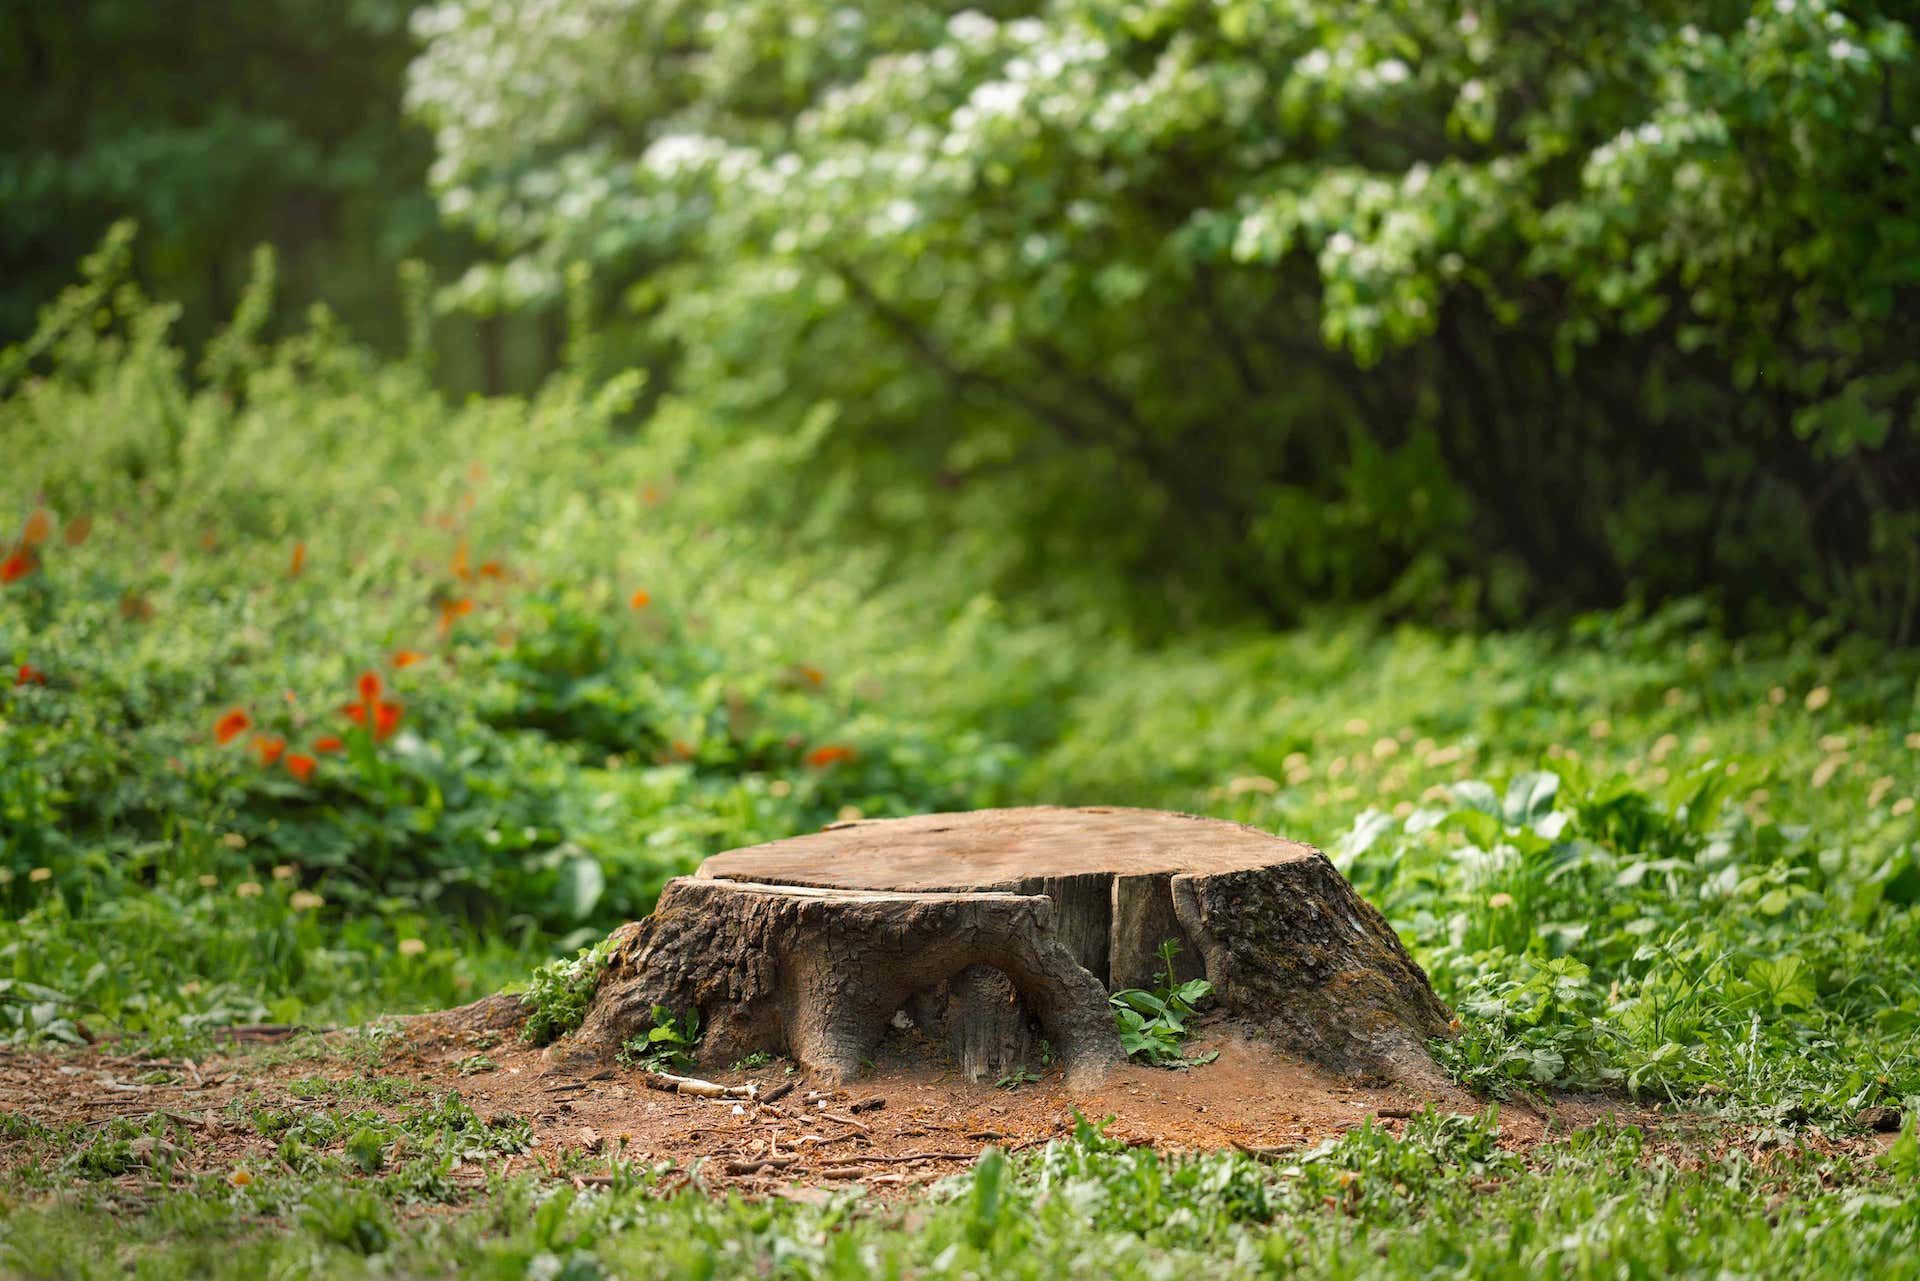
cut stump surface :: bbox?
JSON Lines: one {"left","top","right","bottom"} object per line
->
{"left": 559, "top": 806, "right": 1453, "bottom": 1090}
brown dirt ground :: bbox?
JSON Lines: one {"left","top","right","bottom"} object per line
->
{"left": 0, "top": 1009, "right": 1709, "bottom": 1203}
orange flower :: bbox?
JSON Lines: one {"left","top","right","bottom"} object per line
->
{"left": 629, "top": 589, "right": 652, "bottom": 610}
{"left": 357, "top": 671, "right": 382, "bottom": 704}
{"left": 392, "top": 650, "right": 426, "bottom": 669}
{"left": 284, "top": 753, "right": 317, "bottom": 782}
{"left": 479, "top": 560, "right": 506, "bottom": 580}
{"left": 451, "top": 538, "right": 472, "bottom": 582}
{"left": 796, "top": 664, "right": 826, "bottom": 688}
{"left": 312, "top": 735, "right": 345, "bottom": 755}
{"left": 1, "top": 549, "right": 33, "bottom": 584}
{"left": 15, "top": 663, "right": 46, "bottom": 687}
{"left": 373, "top": 700, "right": 403, "bottom": 741}
{"left": 252, "top": 735, "right": 286, "bottom": 767}
{"left": 214, "top": 709, "right": 252, "bottom": 745}
{"left": 21, "top": 509, "right": 53, "bottom": 547}
{"left": 805, "top": 744, "right": 857, "bottom": 769}
{"left": 63, "top": 514, "right": 91, "bottom": 547}
{"left": 438, "top": 598, "right": 474, "bottom": 633}
{"left": 289, "top": 542, "right": 306, "bottom": 577}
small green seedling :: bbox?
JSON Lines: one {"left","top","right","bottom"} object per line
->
{"left": 617, "top": 1005, "right": 701, "bottom": 1072}
{"left": 1109, "top": 939, "right": 1218, "bottom": 1068}
{"left": 520, "top": 939, "right": 615, "bottom": 1047}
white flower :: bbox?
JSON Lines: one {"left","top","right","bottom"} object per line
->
{"left": 948, "top": 11, "right": 997, "bottom": 45}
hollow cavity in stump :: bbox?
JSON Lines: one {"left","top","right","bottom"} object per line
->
{"left": 555, "top": 806, "right": 1453, "bottom": 1090}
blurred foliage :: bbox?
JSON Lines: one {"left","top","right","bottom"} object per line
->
{"left": 0, "top": 0, "right": 576, "bottom": 393}
{"left": 0, "top": 2, "right": 431, "bottom": 345}
{"left": 410, "top": 0, "right": 1920, "bottom": 635}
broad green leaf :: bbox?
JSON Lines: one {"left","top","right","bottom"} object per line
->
{"left": 1503, "top": 772, "right": 1560, "bottom": 828}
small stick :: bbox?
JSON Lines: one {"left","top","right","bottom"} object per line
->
{"left": 1231, "top": 1140, "right": 1292, "bottom": 1160}
{"left": 760, "top": 1080, "right": 796, "bottom": 1104}
{"left": 793, "top": 1132, "right": 862, "bottom": 1149}
{"left": 641, "top": 1071, "right": 756, "bottom": 1099}
{"left": 213, "top": 1024, "right": 327, "bottom": 1043}
{"left": 723, "top": 1155, "right": 798, "bottom": 1175}
{"left": 815, "top": 1109, "right": 869, "bottom": 1132}
{"left": 839, "top": 1151, "right": 976, "bottom": 1165}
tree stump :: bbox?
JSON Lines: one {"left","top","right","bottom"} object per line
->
{"left": 556, "top": 806, "right": 1453, "bottom": 1089}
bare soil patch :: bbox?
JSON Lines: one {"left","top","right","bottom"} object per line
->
{"left": 0, "top": 1011, "right": 1670, "bottom": 1201}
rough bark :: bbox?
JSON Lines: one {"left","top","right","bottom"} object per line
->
{"left": 1171, "top": 859, "right": 1454, "bottom": 1087}
{"left": 555, "top": 807, "right": 1452, "bottom": 1088}
{"left": 557, "top": 878, "right": 1122, "bottom": 1088}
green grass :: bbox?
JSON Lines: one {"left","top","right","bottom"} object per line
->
{"left": 3, "top": 246, "right": 1920, "bottom": 1276}
{"left": 3, "top": 1110, "right": 1916, "bottom": 1279}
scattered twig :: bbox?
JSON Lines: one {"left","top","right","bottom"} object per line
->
{"left": 723, "top": 1155, "right": 799, "bottom": 1175}
{"left": 760, "top": 1080, "right": 796, "bottom": 1104}
{"left": 859, "top": 1171, "right": 936, "bottom": 1186}
{"left": 818, "top": 1165, "right": 872, "bottom": 1180}
{"left": 641, "top": 1071, "right": 756, "bottom": 1099}
{"left": 212, "top": 1024, "right": 326, "bottom": 1043}
{"left": 792, "top": 1132, "right": 863, "bottom": 1149}
{"left": 837, "top": 1151, "right": 976, "bottom": 1165}
{"left": 1231, "top": 1140, "right": 1293, "bottom": 1161}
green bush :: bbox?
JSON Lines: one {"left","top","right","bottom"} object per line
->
{"left": 408, "top": 0, "right": 1920, "bottom": 635}
{"left": 518, "top": 940, "right": 614, "bottom": 1047}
